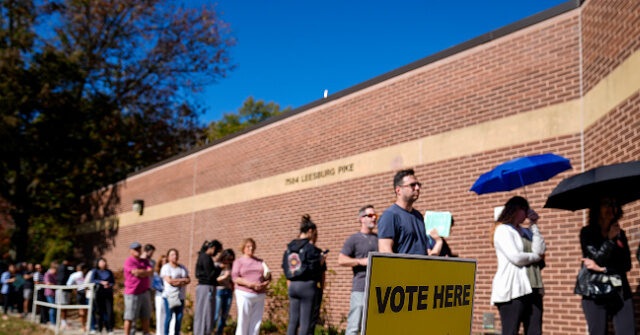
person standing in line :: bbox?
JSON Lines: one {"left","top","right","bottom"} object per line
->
{"left": 160, "top": 249, "right": 190, "bottom": 335}
{"left": 32, "top": 264, "right": 48, "bottom": 324}
{"left": 575, "top": 197, "right": 635, "bottom": 335}
{"left": 1, "top": 263, "right": 22, "bottom": 315}
{"left": 56, "top": 258, "right": 74, "bottom": 329}
{"left": 66, "top": 263, "right": 90, "bottom": 332}
{"left": 491, "top": 196, "right": 546, "bottom": 335}
{"left": 43, "top": 261, "right": 58, "bottom": 324}
{"left": 338, "top": 205, "right": 379, "bottom": 335}
{"left": 0, "top": 264, "right": 9, "bottom": 315}
{"left": 92, "top": 257, "right": 115, "bottom": 335}
{"left": 232, "top": 238, "right": 271, "bottom": 335}
{"left": 21, "top": 263, "right": 34, "bottom": 318}
{"left": 214, "top": 249, "right": 236, "bottom": 335}
{"left": 123, "top": 242, "right": 154, "bottom": 335}
{"left": 378, "top": 169, "right": 429, "bottom": 255}
{"left": 153, "top": 255, "right": 173, "bottom": 335}
{"left": 284, "top": 215, "right": 327, "bottom": 335}
{"left": 142, "top": 244, "right": 157, "bottom": 292}
{"left": 128, "top": 244, "right": 156, "bottom": 335}
{"left": 307, "top": 232, "right": 328, "bottom": 335}
{"left": 193, "top": 240, "right": 222, "bottom": 335}
{"left": 142, "top": 244, "right": 157, "bottom": 270}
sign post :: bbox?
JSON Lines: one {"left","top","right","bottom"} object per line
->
{"left": 362, "top": 252, "right": 477, "bottom": 335}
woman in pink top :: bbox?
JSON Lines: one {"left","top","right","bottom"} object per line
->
{"left": 231, "top": 238, "right": 271, "bottom": 335}
{"left": 43, "top": 261, "right": 58, "bottom": 324}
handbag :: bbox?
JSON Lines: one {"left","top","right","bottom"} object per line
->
{"left": 576, "top": 265, "right": 621, "bottom": 297}
{"left": 167, "top": 290, "right": 182, "bottom": 309}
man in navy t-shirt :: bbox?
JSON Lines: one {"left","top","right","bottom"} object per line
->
{"left": 378, "top": 169, "right": 429, "bottom": 255}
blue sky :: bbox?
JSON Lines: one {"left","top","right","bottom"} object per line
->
{"left": 191, "top": 0, "right": 568, "bottom": 124}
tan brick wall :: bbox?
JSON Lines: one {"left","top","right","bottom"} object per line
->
{"left": 82, "top": 1, "right": 640, "bottom": 334}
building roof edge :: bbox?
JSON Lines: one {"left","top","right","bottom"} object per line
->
{"left": 127, "top": 0, "right": 582, "bottom": 179}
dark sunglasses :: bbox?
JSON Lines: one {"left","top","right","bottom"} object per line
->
{"left": 400, "top": 182, "right": 422, "bottom": 189}
{"left": 361, "top": 213, "right": 377, "bottom": 219}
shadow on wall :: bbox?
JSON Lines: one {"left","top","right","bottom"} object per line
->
{"left": 74, "top": 184, "right": 121, "bottom": 263}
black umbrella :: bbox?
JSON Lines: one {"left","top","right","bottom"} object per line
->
{"left": 544, "top": 160, "right": 640, "bottom": 211}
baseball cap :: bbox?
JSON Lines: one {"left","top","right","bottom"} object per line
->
{"left": 130, "top": 242, "right": 142, "bottom": 249}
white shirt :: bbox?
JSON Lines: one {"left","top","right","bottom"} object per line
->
{"left": 67, "top": 271, "right": 85, "bottom": 286}
{"left": 160, "top": 263, "right": 189, "bottom": 300}
{"left": 491, "top": 223, "right": 546, "bottom": 304}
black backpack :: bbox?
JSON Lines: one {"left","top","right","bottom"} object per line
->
{"left": 282, "top": 245, "right": 311, "bottom": 280}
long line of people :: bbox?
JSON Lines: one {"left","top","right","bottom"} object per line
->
{"left": 2, "top": 170, "right": 635, "bottom": 335}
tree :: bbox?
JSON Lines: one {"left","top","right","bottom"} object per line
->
{"left": 0, "top": 0, "right": 234, "bottom": 261}
{"left": 205, "top": 96, "right": 291, "bottom": 141}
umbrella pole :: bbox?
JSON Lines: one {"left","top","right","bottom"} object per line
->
{"left": 518, "top": 172, "right": 528, "bottom": 198}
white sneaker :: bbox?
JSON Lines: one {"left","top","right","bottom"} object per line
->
{"left": 107, "top": 332, "right": 114, "bottom": 335}
{"left": 89, "top": 331, "right": 96, "bottom": 335}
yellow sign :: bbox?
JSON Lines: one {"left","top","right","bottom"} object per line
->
{"left": 362, "top": 253, "right": 476, "bottom": 335}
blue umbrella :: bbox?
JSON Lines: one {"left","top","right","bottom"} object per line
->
{"left": 470, "top": 153, "right": 572, "bottom": 195}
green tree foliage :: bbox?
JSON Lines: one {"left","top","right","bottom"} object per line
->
{"left": 205, "top": 96, "right": 291, "bottom": 141}
{"left": 0, "top": 0, "right": 234, "bottom": 261}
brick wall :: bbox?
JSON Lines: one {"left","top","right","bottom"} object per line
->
{"left": 117, "top": 10, "right": 580, "bottom": 198}
{"left": 582, "top": 0, "right": 640, "bottom": 92}
{"left": 81, "top": 1, "right": 640, "bottom": 334}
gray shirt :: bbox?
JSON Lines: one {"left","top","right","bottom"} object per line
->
{"left": 341, "top": 232, "right": 378, "bottom": 292}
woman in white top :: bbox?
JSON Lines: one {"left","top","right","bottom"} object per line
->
{"left": 66, "top": 263, "right": 90, "bottom": 332}
{"left": 160, "top": 249, "right": 190, "bottom": 335}
{"left": 154, "top": 255, "right": 175, "bottom": 335}
{"left": 491, "top": 196, "right": 546, "bottom": 335}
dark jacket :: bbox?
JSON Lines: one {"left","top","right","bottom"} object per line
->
{"left": 92, "top": 269, "right": 115, "bottom": 294}
{"left": 195, "top": 252, "right": 221, "bottom": 286}
{"left": 283, "top": 238, "right": 326, "bottom": 282}
{"left": 57, "top": 264, "right": 74, "bottom": 285}
{"left": 575, "top": 224, "right": 632, "bottom": 299}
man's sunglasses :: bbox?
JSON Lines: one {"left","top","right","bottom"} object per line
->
{"left": 400, "top": 182, "right": 422, "bottom": 189}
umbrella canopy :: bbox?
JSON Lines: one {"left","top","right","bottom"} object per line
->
{"left": 544, "top": 160, "right": 640, "bottom": 211}
{"left": 470, "top": 153, "right": 572, "bottom": 195}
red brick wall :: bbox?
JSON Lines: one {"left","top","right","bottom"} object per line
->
{"left": 83, "top": 1, "right": 640, "bottom": 334}
{"left": 120, "top": 11, "right": 580, "bottom": 197}
{"left": 582, "top": 0, "right": 640, "bottom": 92}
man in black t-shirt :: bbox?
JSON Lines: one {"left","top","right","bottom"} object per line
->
{"left": 339, "top": 205, "right": 378, "bottom": 335}
{"left": 56, "top": 259, "right": 74, "bottom": 329}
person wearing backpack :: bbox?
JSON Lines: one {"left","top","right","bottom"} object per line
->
{"left": 283, "top": 214, "right": 327, "bottom": 335}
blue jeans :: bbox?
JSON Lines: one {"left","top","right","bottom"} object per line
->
{"left": 163, "top": 297, "right": 184, "bottom": 335}
{"left": 45, "top": 296, "right": 56, "bottom": 323}
{"left": 214, "top": 288, "right": 233, "bottom": 335}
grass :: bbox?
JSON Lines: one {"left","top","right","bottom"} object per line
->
{"left": 0, "top": 315, "right": 54, "bottom": 335}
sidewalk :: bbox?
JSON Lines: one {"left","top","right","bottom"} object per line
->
{"left": 20, "top": 311, "right": 132, "bottom": 335}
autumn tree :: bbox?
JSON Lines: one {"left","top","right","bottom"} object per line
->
{"left": 0, "top": 0, "right": 234, "bottom": 261}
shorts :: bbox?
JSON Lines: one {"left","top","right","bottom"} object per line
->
{"left": 124, "top": 291, "right": 151, "bottom": 321}
{"left": 23, "top": 288, "right": 33, "bottom": 300}
{"left": 76, "top": 292, "right": 88, "bottom": 305}
{"left": 56, "top": 290, "right": 70, "bottom": 304}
